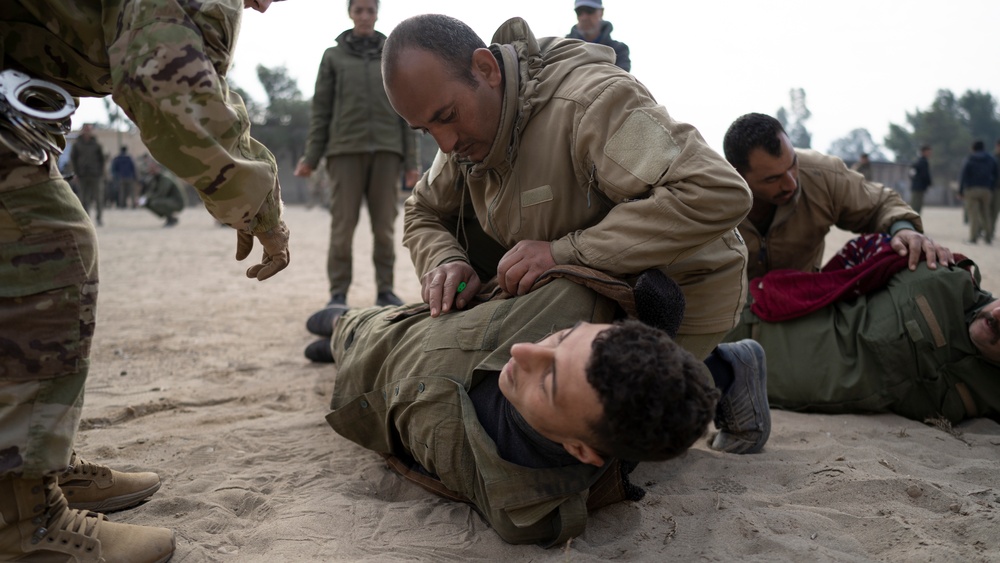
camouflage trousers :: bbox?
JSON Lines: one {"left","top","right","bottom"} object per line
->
{"left": 0, "top": 149, "right": 98, "bottom": 478}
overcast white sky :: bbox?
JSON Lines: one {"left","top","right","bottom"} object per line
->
{"left": 77, "top": 0, "right": 999, "bottom": 159}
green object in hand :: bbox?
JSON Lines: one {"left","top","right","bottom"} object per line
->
{"left": 456, "top": 281, "right": 467, "bottom": 294}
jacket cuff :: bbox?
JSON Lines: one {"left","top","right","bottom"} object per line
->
{"left": 303, "top": 148, "right": 324, "bottom": 171}
{"left": 549, "top": 239, "right": 574, "bottom": 266}
{"left": 247, "top": 189, "right": 284, "bottom": 234}
{"left": 888, "top": 220, "right": 917, "bottom": 236}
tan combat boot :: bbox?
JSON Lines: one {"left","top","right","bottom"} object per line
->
{"left": 59, "top": 451, "right": 161, "bottom": 512}
{"left": 0, "top": 473, "right": 175, "bottom": 562}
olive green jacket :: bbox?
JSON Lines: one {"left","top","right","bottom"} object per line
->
{"left": 326, "top": 279, "right": 618, "bottom": 546}
{"left": 303, "top": 30, "right": 416, "bottom": 170}
{"left": 403, "top": 18, "right": 750, "bottom": 336}
{"left": 68, "top": 136, "right": 106, "bottom": 180}
{"left": 727, "top": 262, "right": 999, "bottom": 423}
{"left": 0, "top": 0, "right": 282, "bottom": 233}
{"left": 739, "top": 150, "right": 922, "bottom": 280}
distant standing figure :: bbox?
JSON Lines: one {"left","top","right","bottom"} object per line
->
{"left": 850, "top": 153, "right": 871, "bottom": 180}
{"left": 110, "top": 146, "right": 138, "bottom": 208}
{"left": 141, "top": 160, "right": 186, "bottom": 227}
{"left": 991, "top": 139, "right": 1000, "bottom": 238}
{"left": 958, "top": 140, "right": 999, "bottom": 244}
{"left": 294, "top": 0, "right": 420, "bottom": 310}
{"left": 566, "top": 0, "right": 631, "bottom": 72}
{"left": 70, "top": 124, "right": 106, "bottom": 226}
{"left": 909, "top": 144, "right": 932, "bottom": 214}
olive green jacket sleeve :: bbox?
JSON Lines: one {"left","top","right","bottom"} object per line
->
{"left": 303, "top": 46, "right": 338, "bottom": 170}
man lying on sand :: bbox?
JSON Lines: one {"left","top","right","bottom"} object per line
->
{"left": 726, "top": 234, "right": 999, "bottom": 423}
{"left": 306, "top": 268, "right": 767, "bottom": 545}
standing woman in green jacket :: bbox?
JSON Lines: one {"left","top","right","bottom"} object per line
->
{"left": 295, "top": 0, "right": 419, "bottom": 314}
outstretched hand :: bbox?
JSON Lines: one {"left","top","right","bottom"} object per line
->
{"left": 890, "top": 229, "right": 954, "bottom": 271}
{"left": 421, "top": 261, "right": 481, "bottom": 317}
{"left": 235, "top": 221, "right": 290, "bottom": 281}
{"left": 293, "top": 160, "right": 313, "bottom": 178}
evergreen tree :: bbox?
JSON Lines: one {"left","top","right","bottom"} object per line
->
{"left": 249, "top": 64, "right": 310, "bottom": 165}
{"left": 884, "top": 89, "right": 999, "bottom": 184}
{"left": 776, "top": 88, "right": 812, "bottom": 149}
{"left": 827, "top": 128, "right": 887, "bottom": 161}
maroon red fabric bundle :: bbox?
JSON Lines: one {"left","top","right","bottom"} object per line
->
{"left": 749, "top": 234, "right": 914, "bottom": 322}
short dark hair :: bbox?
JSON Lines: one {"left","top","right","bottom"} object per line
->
{"left": 920, "top": 144, "right": 931, "bottom": 152}
{"left": 383, "top": 14, "right": 486, "bottom": 90}
{"left": 973, "top": 140, "right": 985, "bottom": 152}
{"left": 585, "top": 320, "right": 719, "bottom": 462}
{"left": 723, "top": 113, "right": 787, "bottom": 173}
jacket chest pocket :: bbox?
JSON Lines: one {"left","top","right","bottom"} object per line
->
{"left": 423, "top": 299, "right": 514, "bottom": 352}
{"left": 897, "top": 293, "right": 967, "bottom": 383}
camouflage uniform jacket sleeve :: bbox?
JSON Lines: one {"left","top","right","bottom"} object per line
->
{"left": 107, "top": 0, "right": 282, "bottom": 233}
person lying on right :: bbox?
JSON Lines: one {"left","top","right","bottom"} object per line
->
{"left": 725, "top": 234, "right": 999, "bottom": 423}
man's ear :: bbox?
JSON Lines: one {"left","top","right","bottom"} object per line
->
{"left": 470, "top": 48, "right": 502, "bottom": 89}
{"left": 563, "top": 441, "right": 605, "bottom": 467}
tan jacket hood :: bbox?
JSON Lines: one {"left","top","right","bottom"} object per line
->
{"left": 471, "top": 18, "right": 615, "bottom": 175}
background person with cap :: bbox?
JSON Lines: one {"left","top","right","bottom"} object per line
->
{"left": 566, "top": 0, "right": 631, "bottom": 72}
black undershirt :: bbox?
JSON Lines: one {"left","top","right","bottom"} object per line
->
{"left": 468, "top": 374, "right": 580, "bottom": 469}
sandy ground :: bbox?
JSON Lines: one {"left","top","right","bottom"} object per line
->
{"left": 78, "top": 202, "right": 1000, "bottom": 562}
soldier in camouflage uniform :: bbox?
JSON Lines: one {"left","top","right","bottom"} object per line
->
{"left": 0, "top": 1, "right": 290, "bottom": 561}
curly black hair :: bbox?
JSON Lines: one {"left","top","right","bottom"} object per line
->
{"left": 585, "top": 320, "right": 719, "bottom": 462}
{"left": 383, "top": 14, "right": 486, "bottom": 90}
{"left": 723, "top": 112, "right": 787, "bottom": 174}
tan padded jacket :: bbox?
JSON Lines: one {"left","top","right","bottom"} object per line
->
{"left": 739, "top": 149, "right": 922, "bottom": 281}
{"left": 403, "top": 18, "right": 751, "bottom": 335}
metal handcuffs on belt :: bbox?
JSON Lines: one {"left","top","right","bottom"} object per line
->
{"left": 0, "top": 69, "right": 76, "bottom": 165}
